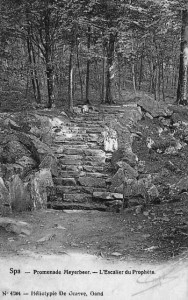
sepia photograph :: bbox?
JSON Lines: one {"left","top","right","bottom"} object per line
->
{"left": 0, "top": 0, "right": 188, "bottom": 299}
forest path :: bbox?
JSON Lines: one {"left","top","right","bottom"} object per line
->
{"left": 49, "top": 104, "right": 134, "bottom": 211}
{"left": 0, "top": 197, "right": 188, "bottom": 263}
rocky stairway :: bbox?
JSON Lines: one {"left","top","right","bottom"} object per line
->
{"left": 48, "top": 106, "right": 129, "bottom": 211}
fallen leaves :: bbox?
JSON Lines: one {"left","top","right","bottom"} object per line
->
{"left": 0, "top": 217, "right": 32, "bottom": 236}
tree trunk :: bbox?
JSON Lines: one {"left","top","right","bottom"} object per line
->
{"left": 46, "top": 57, "right": 54, "bottom": 108}
{"left": 68, "top": 44, "right": 74, "bottom": 112}
{"left": 101, "top": 43, "right": 106, "bottom": 103}
{"left": 161, "top": 58, "right": 165, "bottom": 101}
{"left": 76, "top": 39, "right": 84, "bottom": 102}
{"left": 105, "top": 33, "right": 115, "bottom": 104}
{"left": 138, "top": 48, "right": 144, "bottom": 90}
{"left": 118, "top": 54, "right": 121, "bottom": 101}
{"left": 131, "top": 37, "right": 136, "bottom": 93}
{"left": 44, "top": 7, "right": 54, "bottom": 109}
{"left": 25, "top": 5, "right": 40, "bottom": 103}
{"left": 132, "top": 63, "right": 136, "bottom": 93}
{"left": 177, "top": 7, "right": 188, "bottom": 105}
{"left": 31, "top": 43, "right": 41, "bottom": 103}
{"left": 27, "top": 37, "right": 37, "bottom": 102}
{"left": 85, "top": 26, "right": 91, "bottom": 104}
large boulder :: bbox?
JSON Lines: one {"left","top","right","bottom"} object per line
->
{"left": 0, "top": 139, "right": 30, "bottom": 164}
{"left": 0, "top": 132, "right": 38, "bottom": 181}
{"left": 0, "top": 217, "right": 32, "bottom": 235}
{"left": 110, "top": 162, "right": 138, "bottom": 193}
{"left": 168, "top": 105, "right": 188, "bottom": 125}
{"left": 30, "top": 168, "right": 54, "bottom": 209}
{"left": 9, "top": 175, "right": 32, "bottom": 212}
{"left": 0, "top": 177, "right": 11, "bottom": 216}
{"left": 111, "top": 149, "right": 138, "bottom": 168}
{"left": 16, "top": 156, "right": 37, "bottom": 173}
{"left": 138, "top": 98, "right": 172, "bottom": 118}
{"left": 112, "top": 121, "right": 133, "bottom": 151}
{"left": 147, "top": 184, "right": 160, "bottom": 202}
{"left": 0, "top": 163, "right": 30, "bottom": 182}
{"left": 102, "top": 126, "right": 118, "bottom": 152}
{"left": 172, "top": 176, "right": 188, "bottom": 194}
{"left": 123, "top": 178, "right": 149, "bottom": 206}
{"left": 118, "top": 106, "right": 142, "bottom": 127}
{"left": 15, "top": 132, "right": 53, "bottom": 164}
{"left": 117, "top": 161, "right": 138, "bottom": 179}
{"left": 32, "top": 114, "right": 54, "bottom": 145}
{"left": 110, "top": 168, "right": 125, "bottom": 192}
{"left": 39, "top": 155, "right": 58, "bottom": 177}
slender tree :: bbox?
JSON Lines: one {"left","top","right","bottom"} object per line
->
{"left": 177, "top": 3, "right": 188, "bottom": 105}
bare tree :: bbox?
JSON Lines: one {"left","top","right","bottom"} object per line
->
{"left": 177, "top": 4, "right": 188, "bottom": 105}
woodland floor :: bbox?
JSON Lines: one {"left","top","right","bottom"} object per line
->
{"left": 0, "top": 199, "right": 188, "bottom": 263}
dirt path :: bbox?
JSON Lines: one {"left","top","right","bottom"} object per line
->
{"left": 1, "top": 198, "right": 188, "bottom": 263}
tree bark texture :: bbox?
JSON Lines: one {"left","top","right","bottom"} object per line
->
{"left": 68, "top": 44, "right": 74, "bottom": 111}
{"left": 44, "top": 8, "right": 54, "bottom": 108}
{"left": 177, "top": 7, "right": 188, "bottom": 105}
{"left": 86, "top": 26, "right": 91, "bottom": 104}
{"left": 105, "top": 33, "right": 115, "bottom": 104}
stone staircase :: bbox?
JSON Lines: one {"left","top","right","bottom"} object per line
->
{"left": 48, "top": 106, "right": 130, "bottom": 211}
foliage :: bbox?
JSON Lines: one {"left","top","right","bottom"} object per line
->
{"left": 0, "top": 0, "right": 187, "bottom": 108}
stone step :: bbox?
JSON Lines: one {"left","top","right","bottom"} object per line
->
{"left": 84, "top": 149, "right": 106, "bottom": 157}
{"left": 83, "top": 157, "right": 106, "bottom": 164}
{"left": 60, "top": 165, "right": 83, "bottom": 172}
{"left": 56, "top": 154, "right": 83, "bottom": 160}
{"left": 56, "top": 141, "right": 102, "bottom": 148}
{"left": 56, "top": 133, "right": 85, "bottom": 138}
{"left": 57, "top": 154, "right": 106, "bottom": 162}
{"left": 63, "top": 193, "right": 93, "bottom": 202}
{"left": 85, "top": 128, "right": 103, "bottom": 133}
{"left": 54, "top": 185, "right": 107, "bottom": 195}
{"left": 58, "top": 169, "right": 107, "bottom": 178}
{"left": 81, "top": 186, "right": 107, "bottom": 194}
{"left": 79, "top": 163, "right": 106, "bottom": 170}
{"left": 79, "top": 172, "right": 108, "bottom": 178}
{"left": 52, "top": 145, "right": 88, "bottom": 154}
{"left": 82, "top": 165, "right": 104, "bottom": 172}
{"left": 86, "top": 136, "right": 100, "bottom": 142}
{"left": 93, "top": 192, "right": 123, "bottom": 201}
{"left": 75, "top": 123, "right": 104, "bottom": 127}
{"left": 54, "top": 148, "right": 85, "bottom": 155}
{"left": 85, "top": 143, "right": 102, "bottom": 149}
{"left": 59, "top": 171, "right": 80, "bottom": 177}
{"left": 58, "top": 157, "right": 107, "bottom": 164}
{"left": 54, "top": 172, "right": 108, "bottom": 183}
{"left": 61, "top": 144, "right": 89, "bottom": 149}
{"left": 54, "top": 137, "right": 85, "bottom": 142}
{"left": 55, "top": 185, "right": 82, "bottom": 194}
{"left": 59, "top": 158, "right": 83, "bottom": 165}
{"left": 53, "top": 178, "right": 77, "bottom": 186}
{"left": 55, "top": 141, "right": 87, "bottom": 145}
{"left": 54, "top": 128, "right": 87, "bottom": 134}
{"left": 78, "top": 176, "right": 107, "bottom": 188}
{"left": 48, "top": 202, "right": 107, "bottom": 211}
{"left": 59, "top": 161, "right": 105, "bottom": 170}
{"left": 58, "top": 148, "right": 84, "bottom": 155}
